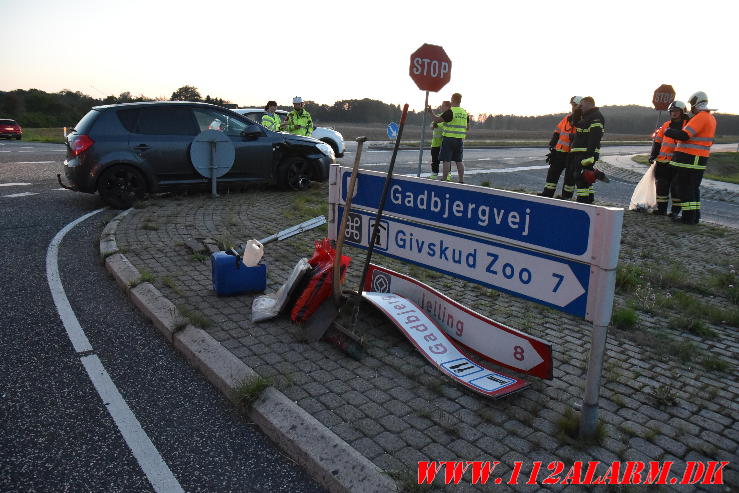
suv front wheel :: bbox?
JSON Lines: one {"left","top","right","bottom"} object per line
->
{"left": 279, "top": 157, "right": 312, "bottom": 191}
{"left": 98, "top": 165, "right": 147, "bottom": 209}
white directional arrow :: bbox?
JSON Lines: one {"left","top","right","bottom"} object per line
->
{"left": 350, "top": 213, "right": 586, "bottom": 308}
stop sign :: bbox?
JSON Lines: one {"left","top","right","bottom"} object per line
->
{"left": 409, "top": 43, "right": 452, "bottom": 92}
{"left": 652, "top": 84, "right": 676, "bottom": 111}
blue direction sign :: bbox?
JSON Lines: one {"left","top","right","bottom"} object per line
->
{"left": 341, "top": 169, "right": 594, "bottom": 260}
{"left": 387, "top": 122, "right": 399, "bottom": 139}
{"left": 338, "top": 207, "right": 590, "bottom": 318}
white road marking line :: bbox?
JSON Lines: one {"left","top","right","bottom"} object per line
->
{"left": 47, "top": 210, "right": 184, "bottom": 493}
{"left": 19, "top": 146, "right": 34, "bottom": 149}
{"left": 80, "top": 355, "right": 185, "bottom": 493}
{"left": 11, "top": 161, "right": 56, "bottom": 164}
{"left": 0, "top": 151, "right": 10, "bottom": 153}
{"left": 52, "top": 188, "right": 71, "bottom": 191}
{"left": 3, "top": 192, "right": 39, "bottom": 197}
{"left": 0, "top": 182, "right": 32, "bottom": 186}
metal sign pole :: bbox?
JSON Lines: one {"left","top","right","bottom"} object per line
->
{"left": 579, "top": 263, "right": 617, "bottom": 440}
{"left": 417, "top": 90, "right": 429, "bottom": 177}
{"left": 210, "top": 141, "right": 218, "bottom": 197}
{"left": 579, "top": 321, "right": 608, "bottom": 438}
{"left": 654, "top": 110, "right": 663, "bottom": 130}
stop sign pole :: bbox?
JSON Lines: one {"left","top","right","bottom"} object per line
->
{"left": 409, "top": 44, "right": 452, "bottom": 177}
{"left": 652, "top": 84, "right": 676, "bottom": 130}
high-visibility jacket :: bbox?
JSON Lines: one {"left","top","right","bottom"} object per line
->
{"left": 261, "top": 113, "right": 281, "bottom": 131}
{"left": 431, "top": 122, "right": 445, "bottom": 147}
{"left": 570, "top": 107, "right": 605, "bottom": 161}
{"left": 551, "top": 114, "right": 575, "bottom": 152}
{"left": 675, "top": 111, "right": 716, "bottom": 158}
{"left": 286, "top": 109, "right": 314, "bottom": 136}
{"left": 651, "top": 119, "right": 684, "bottom": 163}
{"left": 441, "top": 107, "right": 468, "bottom": 139}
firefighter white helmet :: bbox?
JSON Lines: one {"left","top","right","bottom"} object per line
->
{"left": 688, "top": 91, "right": 708, "bottom": 108}
{"left": 570, "top": 96, "right": 583, "bottom": 105}
{"left": 668, "top": 100, "right": 687, "bottom": 113}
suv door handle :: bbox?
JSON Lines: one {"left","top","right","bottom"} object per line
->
{"left": 134, "top": 144, "right": 151, "bottom": 151}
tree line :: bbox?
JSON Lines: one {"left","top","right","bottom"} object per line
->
{"left": 2, "top": 86, "right": 738, "bottom": 135}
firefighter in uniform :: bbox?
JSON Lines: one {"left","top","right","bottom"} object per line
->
{"left": 648, "top": 100, "right": 689, "bottom": 216}
{"left": 540, "top": 96, "right": 582, "bottom": 198}
{"left": 664, "top": 91, "right": 717, "bottom": 225}
{"left": 285, "top": 96, "right": 314, "bottom": 136}
{"left": 428, "top": 100, "right": 451, "bottom": 179}
{"left": 261, "top": 100, "right": 283, "bottom": 132}
{"left": 568, "top": 96, "right": 608, "bottom": 203}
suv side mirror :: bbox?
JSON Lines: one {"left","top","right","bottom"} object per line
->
{"left": 242, "top": 124, "right": 263, "bottom": 140}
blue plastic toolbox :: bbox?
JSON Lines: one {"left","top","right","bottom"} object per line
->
{"left": 211, "top": 251, "right": 267, "bottom": 296}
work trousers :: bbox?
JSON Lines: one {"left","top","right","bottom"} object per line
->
{"left": 568, "top": 152, "right": 594, "bottom": 203}
{"left": 541, "top": 151, "right": 569, "bottom": 197}
{"left": 654, "top": 161, "right": 681, "bottom": 214}
{"left": 430, "top": 146, "right": 440, "bottom": 174}
{"left": 671, "top": 152, "right": 708, "bottom": 224}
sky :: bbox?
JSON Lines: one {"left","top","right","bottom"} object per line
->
{"left": 1, "top": 0, "right": 737, "bottom": 117}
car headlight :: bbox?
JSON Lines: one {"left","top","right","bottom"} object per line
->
{"left": 316, "top": 142, "right": 334, "bottom": 158}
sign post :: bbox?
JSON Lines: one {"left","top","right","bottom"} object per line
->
{"left": 409, "top": 43, "right": 452, "bottom": 177}
{"left": 328, "top": 166, "right": 623, "bottom": 438}
{"left": 652, "top": 84, "right": 676, "bottom": 129}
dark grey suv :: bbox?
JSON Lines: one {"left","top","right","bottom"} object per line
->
{"left": 60, "top": 101, "right": 335, "bottom": 208}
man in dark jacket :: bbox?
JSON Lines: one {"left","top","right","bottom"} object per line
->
{"left": 568, "top": 96, "right": 607, "bottom": 203}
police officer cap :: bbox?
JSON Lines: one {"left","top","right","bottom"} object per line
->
{"left": 293, "top": 96, "right": 303, "bottom": 104}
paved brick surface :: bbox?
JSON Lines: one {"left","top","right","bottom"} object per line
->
{"left": 114, "top": 179, "right": 738, "bottom": 492}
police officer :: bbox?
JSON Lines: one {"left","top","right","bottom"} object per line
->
{"left": 664, "top": 91, "right": 717, "bottom": 225}
{"left": 429, "top": 100, "right": 451, "bottom": 179}
{"left": 285, "top": 96, "right": 314, "bottom": 136}
{"left": 569, "top": 96, "right": 608, "bottom": 203}
{"left": 541, "top": 96, "right": 582, "bottom": 198}
{"left": 648, "top": 100, "right": 689, "bottom": 216}
{"left": 261, "top": 100, "right": 283, "bottom": 131}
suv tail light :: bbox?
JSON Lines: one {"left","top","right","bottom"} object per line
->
{"left": 71, "top": 134, "right": 94, "bottom": 156}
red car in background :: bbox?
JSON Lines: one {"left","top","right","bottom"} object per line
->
{"left": 0, "top": 119, "right": 23, "bottom": 140}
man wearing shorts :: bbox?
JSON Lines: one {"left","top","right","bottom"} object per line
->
{"left": 428, "top": 92, "right": 468, "bottom": 183}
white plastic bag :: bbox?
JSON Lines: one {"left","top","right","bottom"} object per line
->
{"left": 629, "top": 163, "right": 657, "bottom": 211}
{"left": 251, "top": 258, "right": 311, "bottom": 322}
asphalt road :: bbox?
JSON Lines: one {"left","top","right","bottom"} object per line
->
{"left": 0, "top": 140, "right": 324, "bottom": 493}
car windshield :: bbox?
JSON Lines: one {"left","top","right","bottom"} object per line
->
{"left": 0, "top": 119, "right": 17, "bottom": 125}
{"left": 193, "top": 109, "right": 251, "bottom": 137}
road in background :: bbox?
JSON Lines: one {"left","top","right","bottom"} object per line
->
{"left": 337, "top": 142, "right": 739, "bottom": 229}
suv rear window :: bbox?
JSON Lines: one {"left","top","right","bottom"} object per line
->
{"left": 73, "top": 110, "right": 100, "bottom": 134}
{"left": 134, "top": 107, "right": 198, "bottom": 135}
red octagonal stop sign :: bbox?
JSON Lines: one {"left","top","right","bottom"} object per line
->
{"left": 653, "top": 84, "right": 676, "bottom": 111}
{"left": 409, "top": 43, "right": 452, "bottom": 92}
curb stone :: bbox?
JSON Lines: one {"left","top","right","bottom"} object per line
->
{"left": 99, "top": 209, "right": 397, "bottom": 493}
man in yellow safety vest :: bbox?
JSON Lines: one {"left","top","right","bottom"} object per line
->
{"left": 428, "top": 92, "right": 468, "bottom": 183}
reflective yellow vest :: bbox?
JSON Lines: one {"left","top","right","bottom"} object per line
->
{"left": 441, "top": 107, "right": 468, "bottom": 139}
{"left": 261, "top": 113, "right": 281, "bottom": 131}
{"left": 431, "top": 122, "right": 445, "bottom": 147}
{"left": 286, "top": 109, "right": 314, "bottom": 136}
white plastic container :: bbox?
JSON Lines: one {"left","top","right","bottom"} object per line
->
{"left": 242, "top": 239, "right": 264, "bottom": 267}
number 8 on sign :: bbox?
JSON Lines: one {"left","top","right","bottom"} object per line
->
{"left": 514, "top": 345, "right": 525, "bottom": 361}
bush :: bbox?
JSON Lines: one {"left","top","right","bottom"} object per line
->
{"left": 616, "top": 265, "right": 643, "bottom": 293}
{"left": 611, "top": 307, "right": 638, "bottom": 330}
